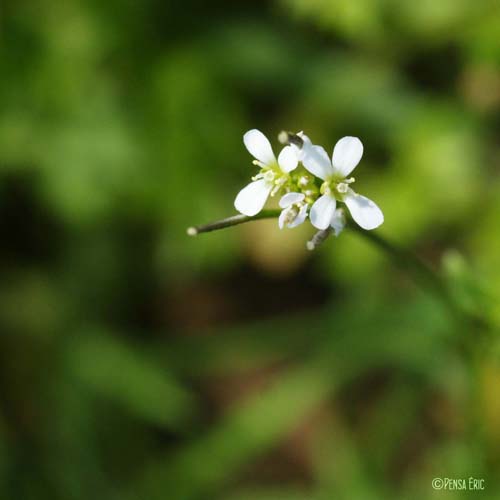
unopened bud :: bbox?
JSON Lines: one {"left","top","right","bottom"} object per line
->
{"left": 278, "top": 131, "right": 304, "bottom": 148}
{"left": 307, "top": 227, "right": 333, "bottom": 250}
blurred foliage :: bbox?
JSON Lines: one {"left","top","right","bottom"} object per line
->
{"left": 0, "top": 0, "right": 499, "bottom": 499}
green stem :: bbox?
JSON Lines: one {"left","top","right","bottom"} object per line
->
{"left": 187, "top": 209, "right": 280, "bottom": 235}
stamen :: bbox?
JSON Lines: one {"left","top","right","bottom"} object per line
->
{"left": 321, "top": 182, "right": 332, "bottom": 195}
{"left": 271, "top": 184, "right": 281, "bottom": 196}
{"left": 251, "top": 172, "right": 265, "bottom": 181}
{"left": 252, "top": 160, "right": 265, "bottom": 168}
{"left": 270, "top": 176, "right": 287, "bottom": 196}
{"left": 284, "top": 206, "right": 299, "bottom": 225}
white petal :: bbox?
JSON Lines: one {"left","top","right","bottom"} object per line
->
{"left": 278, "top": 209, "right": 287, "bottom": 229}
{"left": 310, "top": 194, "right": 337, "bottom": 230}
{"left": 277, "top": 145, "right": 298, "bottom": 173}
{"left": 234, "top": 179, "right": 273, "bottom": 216}
{"left": 343, "top": 189, "right": 384, "bottom": 230}
{"left": 243, "top": 129, "right": 276, "bottom": 165}
{"left": 279, "top": 192, "right": 305, "bottom": 208}
{"left": 288, "top": 204, "right": 308, "bottom": 228}
{"left": 330, "top": 208, "right": 346, "bottom": 236}
{"left": 331, "top": 136, "right": 363, "bottom": 177}
{"left": 301, "top": 145, "right": 333, "bottom": 180}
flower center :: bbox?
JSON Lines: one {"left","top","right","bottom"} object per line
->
{"left": 251, "top": 161, "right": 289, "bottom": 196}
{"left": 320, "top": 177, "right": 355, "bottom": 199}
{"left": 263, "top": 170, "right": 275, "bottom": 182}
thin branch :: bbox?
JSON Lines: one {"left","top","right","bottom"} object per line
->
{"left": 187, "top": 209, "right": 280, "bottom": 235}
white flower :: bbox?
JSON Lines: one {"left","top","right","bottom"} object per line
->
{"left": 301, "top": 136, "right": 384, "bottom": 231}
{"left": 234, "top": 129, "right": 298, "bottom": 216}
{"left": 278, "top": 192, "right": 308, "bottom": 229}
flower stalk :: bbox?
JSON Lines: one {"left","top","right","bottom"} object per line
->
{"left": 187, "top": 209, "right": 281, "bottom": 235}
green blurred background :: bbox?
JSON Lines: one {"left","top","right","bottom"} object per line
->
{"left": 1, "top": 0, "right": 500, "bottom": 498}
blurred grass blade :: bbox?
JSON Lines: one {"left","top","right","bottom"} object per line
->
{"left": 138, "top": 363, "right": 335, "bottom": 499}
{"left": 68, "top": 331, "right": 197, "bottom": 430}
